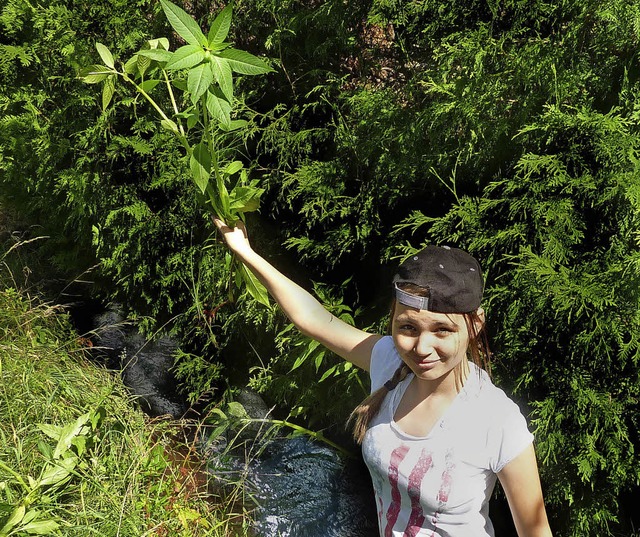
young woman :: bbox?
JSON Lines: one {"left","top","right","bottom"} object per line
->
{"left": 214, "top": 218, "right": 553, "bottom": 537}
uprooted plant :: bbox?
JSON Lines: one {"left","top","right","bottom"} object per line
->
{"left": 79, "top": 0, "right": 274, "bottom": 306}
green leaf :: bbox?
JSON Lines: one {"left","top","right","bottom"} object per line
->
{"left": 51, "top": 414, "right": 90, "bottom": 459}
{"left": 139, "top": 79, "right": 160, "bottom": 93}
{"left": 208, "top": 4, "right": 233, "bottom": 46}
{"left": 95, "top": 42, "right": 114, "bottom": 69}
{"left": 136, "top": 54, "right": 151, "bottom": 77}
{"left": 39, "top": 457, "right": 77, "bottom": 488}
{"left": 148, "top": 37, "right": 170, "bottom": 50}
{"left": 190, "top": 142, "right": 211, "bottom": 194}
{"left": 218, "top": 48, "right": 273, "bottom": 75}
{"left": 229, "top": 185, "right": 264, "bottom": 213}
{"left": 209, "top": 56, "right": 233, "bottom": 103}
{"left": 137, "top": 49, "right": 172, "bottom": 62}
{"left": 102, "top": 75, "right": 115, "bottom": 111}
{"left": 160, "top": 0, "right": 207, "bottom": 47}
{"left": 0, "top": 504, "right": 25, "bottom": 535}
{"left": 78, "top": 65, "right": 112, "bottom": 84}
{"left": 20, "top": 519, "right": 60, "bottom": 535}
{"left": 219, "top": 119, "right": 248, "bottom": 132}
{"left": 224, "top": 161, "right": 243, "bottom": 176}
{"left": 161, "top": 119, "right": 179, "bottom": 134}
{"left": 165, "top": 44, "right": 205, "bottom": 70}
{"left": 205, "top": 91, "right": 231, "bottom": 128}
{"left": 124, "top": 56, "right": 138, "bottom": 75}
{"left": 188, "top": 63, "right": 214, "bottom": 104}
{"left": 237, "top": 262, "right": 270, "bottom": 307}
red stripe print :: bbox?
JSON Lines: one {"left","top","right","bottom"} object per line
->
{"left": 403, "top": 449, "right": 433, "bottom": 537}
{"left": 384, "top": 445, "right": 410, "bottom": 537}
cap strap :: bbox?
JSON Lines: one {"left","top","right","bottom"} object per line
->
{"left": 394, "top": 283, "right": 429, "bottom": 310}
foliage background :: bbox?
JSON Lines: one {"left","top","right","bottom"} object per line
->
{"left": 1, "top": 0, "right": 640, "bottom": 534}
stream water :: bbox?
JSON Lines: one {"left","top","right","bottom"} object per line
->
{"left": 83, "top": 305, "right": 379, "bottom": 537}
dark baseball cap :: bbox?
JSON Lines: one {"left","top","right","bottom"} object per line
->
{"left": 392, "top": 245, "right": 483, "bottom": 313}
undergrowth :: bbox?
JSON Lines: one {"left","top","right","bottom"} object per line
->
{"left": 0, "top": 264, "right": 253, "bottom": 536}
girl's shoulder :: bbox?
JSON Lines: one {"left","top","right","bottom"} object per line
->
{"left": 369, "top": 336, "right": 402, "bottom": 392}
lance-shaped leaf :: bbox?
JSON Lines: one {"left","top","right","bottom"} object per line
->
{"left": 137, "top": 49, "right": 173, "bottom": 62}
{"left": 19, "top": 519, "right": 60, "bottom": 535}
{"left": 102, "top": 75, "right": 115, "bottom": 111}
{"left": 165, "top": 44, "right": 205, "bottom": 70}
{"left": 139, "top": 79, "right": 160, "bottom": 93}
{"left": 78, "top": 65, "right": 112, "bottom": 84}
{"left": 190, "top": 142, "right": 211, "bottom": 194}
{"left": 137, "top": 53, "right": 151, "bottom": 77}
{"left": 218, "top": 48, "right": 273, "bottom": 75}
{"left": 160, "top": 0, "right": 207, "bottom": 47}
{"left": 208, "top": 4, "right": 233, "bottom": 46}
{"left": 229, "top": 185, "right": 263, "bottom": 213}
{"left": 237, "top": 262, "right": 270, "bottom": 307}
{"left": 209, "top": 56, "right": 233, "bottom": 103}
{"left": 148, "top": 37, "right": 170, "bottom": 51}
{"left": 188, "top": 63, "right": 214, "bottom": 104}
{"left": 95, "top": 42, "right": 114, "bottom": 69}
{"left": 206, "top": 90, "right": 231, "bottom": 128}
{"left": 224, "top": 160, "right": 243, "bottom": 176}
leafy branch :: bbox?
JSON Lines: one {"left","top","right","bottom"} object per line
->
{"left": 79, "top": 0, "right": 274, "bottom": 306}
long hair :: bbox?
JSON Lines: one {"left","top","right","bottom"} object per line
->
{"left": 348, "top": 284, "right": 491, "bottom": 444}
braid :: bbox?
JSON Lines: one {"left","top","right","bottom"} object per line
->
{"left": 348, "top": 363, "right": 411, "bottom": 444}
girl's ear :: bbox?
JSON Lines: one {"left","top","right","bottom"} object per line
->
{"left": 474, "top": 307, "right": 485, "bottom": 334}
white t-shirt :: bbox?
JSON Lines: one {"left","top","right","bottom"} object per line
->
{"left": 362, "top": 336, "right": 533, "bottom": 537}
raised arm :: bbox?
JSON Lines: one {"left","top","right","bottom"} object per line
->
{"left": 213, "top": 218, "right": 379, "bottom": 371}
{"left": 498, "top": 444, "right": 553, "bottom": 537}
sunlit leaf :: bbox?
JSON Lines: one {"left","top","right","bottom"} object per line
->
{"left": 139, "top": 79, "right": 160, "bottom": 93}
{"left": 188, "top": 63, "right": 214, "bottom": 104}
{"left": 218, "top": 48, "right": 273, "bottom": 75}
{"left": 165, "top": 44, "right": 205, "bottom": 71}
{"left": 219, "top": 119, "right": 248, "bottom": 132}
{"left": 209, "top": 56, "right": 233, "bottom": 103}
{"left": 123, "top": 56, "right": 138, "bottom": 75}
{"left": 190, "top": 142, "right": 211, "bottom": 194}
{"left": 102, "top": 76, "right": 115, "bottom": 111}
{"left": 20, "top": 519, "right": 60, "bottom": 534}
{"left": 205, "top": 91, "right": 231, "bottom": 128}
{"left": 208, "top": 4, "right": 233, "bottom": 46}
{"left": 237, "top": 262, "right": 269, "bottom": 307}
{"left": 39, "top": 456, "right": 77, "bottom": 488}
{"left": 1, "top": 504, "right": 25, "bottom": 534}
{"left": 95, "top": 42, "right": 114, "bottom": 69}
{"left": 78, "top": 65, "right": 112, "bottom": 84}
{"left": 160, "top": 119, "right": 179, "bottom": 134}
{"left": 224, "top": 161, "right": 243, "bottom": 176}
{"left": 148, "top": 37, "right": 170, "bottom": 50}
{"left": 160, "top": 0, "right": 207, "bottom": 47}
{"left": 228, "top": 185, "right": 264, "bottom": 212}
{"left": 136, "top": 54, "right": 151, "bottom": 77}
{"left": 137, "top": 49, "right": 172, "bottom": 62}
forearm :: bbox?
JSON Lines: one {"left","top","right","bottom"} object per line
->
{"left": 234, "top": 246, "right": 333, "bottom": 337}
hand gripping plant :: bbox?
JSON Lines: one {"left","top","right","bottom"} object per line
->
{"left": 80, "top": 0, "right": 273, "bottom": 306}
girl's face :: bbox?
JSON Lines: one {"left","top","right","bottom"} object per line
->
{"left": 391, "top": 303, "right": 474, "bottom": 387}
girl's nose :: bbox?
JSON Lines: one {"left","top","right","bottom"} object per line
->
{"left": 414, "top": 333, "right": 435, "bottom": 356}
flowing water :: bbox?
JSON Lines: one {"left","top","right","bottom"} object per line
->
{"left": 84, "top": 305, "right": 378, "bottom": 537}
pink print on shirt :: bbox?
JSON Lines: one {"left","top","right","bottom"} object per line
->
{"left": 382, "top": 446, "right": 456, "bottom": 536}
{"left": 403, "top": 449, "right": 434, "bottom": 536}
{"left": 384, "top": 445, "right": 410, "bottom": 537}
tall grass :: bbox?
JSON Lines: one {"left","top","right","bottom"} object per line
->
{"left": 0, "top": 267, "right": 252, "bottom": 535}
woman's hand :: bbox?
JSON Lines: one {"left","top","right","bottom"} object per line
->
{"left": 213, "top": 217, "right": 253, "bottom": 258}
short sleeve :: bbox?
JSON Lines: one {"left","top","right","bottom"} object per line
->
{"left": 488, "top": 397, "right": 535, "bottom": 473}
{"left": 369, "top": 336, "right": 403, "bottom": 394}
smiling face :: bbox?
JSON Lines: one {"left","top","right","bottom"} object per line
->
{"left": 391, "top": 302, "right": 473, "bottom": 389}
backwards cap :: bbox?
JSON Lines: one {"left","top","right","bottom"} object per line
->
{"left": 392, "top": 245, "right": 483, "bottom": 313}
